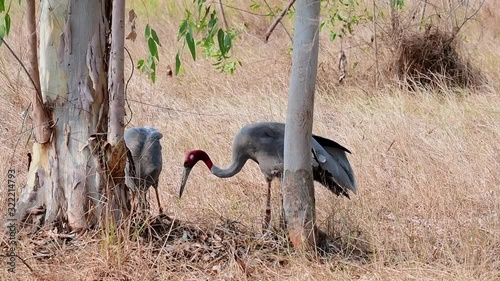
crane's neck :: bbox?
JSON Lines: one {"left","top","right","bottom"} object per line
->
{"left": 192, "top": 149, "right": 247, "bottom": 178}
{"left": 210, "top": 157, "right": 247, "bottom": 178}
{"left": 196, "top": 150, "right": 213, "bottom": 170}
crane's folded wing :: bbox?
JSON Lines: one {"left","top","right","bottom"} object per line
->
{"left": 311, "top": 137, "right": 357, "bottom": 194}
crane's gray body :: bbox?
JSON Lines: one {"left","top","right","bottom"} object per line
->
{"left": 124, "top": 127, "right": 163, "bottom": 192}
{"left": 215, "top": 122, "right": 356, "bottom": 197}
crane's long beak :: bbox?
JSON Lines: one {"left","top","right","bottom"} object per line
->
{"left": 179, "top": 167, "right": 192, "bottom": 198}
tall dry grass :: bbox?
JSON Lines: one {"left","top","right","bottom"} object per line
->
{"left": 0, "top": 0, "right": 499, "bottom": 280}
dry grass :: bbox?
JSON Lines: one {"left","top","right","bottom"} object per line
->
{"left": 1, "top": 0, "right": 500, "bottom": 280}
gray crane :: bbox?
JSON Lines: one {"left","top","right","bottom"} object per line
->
{"left": 178, "top": 122, "right": 356, "bottom": 229}
{"left": 124, "top": 127, "right": 163, "bottom": 214}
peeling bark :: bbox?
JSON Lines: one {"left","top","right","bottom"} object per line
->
{"left": 14, "top": 0, "right": 116, "bottom": 233}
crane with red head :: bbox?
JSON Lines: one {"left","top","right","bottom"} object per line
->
{"left": 179, "top": 122, "right": 357, "bottom": 229}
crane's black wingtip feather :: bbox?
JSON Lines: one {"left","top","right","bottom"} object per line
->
{"left": 312, "top": 134, "right": 352, "bottom": 154}
{"left": 313, "top": 169, "right": 352, "bottom": 199}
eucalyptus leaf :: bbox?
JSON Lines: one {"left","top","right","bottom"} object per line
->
{"left": 145, "top": 24, "right": 151, "bottom": 40}
{"left": 151, "top": 29, "right": 161, "bottom": 46}
{"left": 217, "top": 29, "right": 225, "bottom": 56}
{"left": 148, "top": 37, "right": 159, "bottom": 61}
{"left": 186, "top": 31, "right": 196, "bottom": 60}
{"left": 175, "top": 53, "right": 181, "bottom": 75}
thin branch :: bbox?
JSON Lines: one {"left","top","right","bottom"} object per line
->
{"left": 218, "top": 0, "right": 229, "bottom": 30}
{"left": 372, "top": 0, "right": 379, "bottom": 88}
{"left": 452, "top": 0, "right": 485, "bottom": 38}
{"left": 126, "top": 99, "right": 226, "bottom": 117}
{"left": 124, "top": 46, "right": 134, "bottom": 127}
{"left": 263, "top": 0, "right": 294, "bottom": 42}
{"left": 418, "top": 0, "right": 428, "bottom": 31}
{"left": 217, "top": 3, "right": 269, "bottom": 16}
{"left": 0, "top": 38, "right": 44, "bottom": 105}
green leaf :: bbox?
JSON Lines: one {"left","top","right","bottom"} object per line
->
{"left": 223, "top": 33, "right": 232, "bottom": 55}
{"left": 147, "top": 54, "right": 154, "bottom": 68}
{"left": 178, "top": 20, "right": 188, "bottom": 40}
{"left": 151, "top": 28, "right": 161, "bottom": 46}
{"left": 186, "top": 31, "right": 196, "bottom": 60}
{"left": 208, "top": 11, "right": 217, "bottom": 30}
{"left": 175, "top": 52, "right": 181, "bottom": 75}
{"left": 250, "top": 3, "right": 260, "bottom": 10}
{"left": 199, "top": 7, "right": 210, "bottom": 30}
{"left": 329, "top": 31, "right": 337, "bottom": 41}
{"left": 137, "top": 59, "right": 145, "bottom": 70}
{"left": 391, "top": 0, "right": 405, "bottom": 9}
{"left": 5, "top": 13, "right": 10, "bottom": 35}
{"left": 148, "top": 38, "right": 159, "bottom": 61}
{"left": 319, "top": 21, "right": 326, "bottom": 32}
{"left": 217, "top": 29, "right": 225, "bottom": 56}
{"left": 145, "top": 24, "right": 151, "bottom": 40}
{"left": 0, "top": 24, "right": 5, "bottom": 38}
{"left": 0, "top": 0, "right": 4, "bottom": 13}
{"left": 197, "top": 0, "right": 206, "bottom": 15}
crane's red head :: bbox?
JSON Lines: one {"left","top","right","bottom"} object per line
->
{"left": 183, "top": 150, "right": 213, "bottom": 169}
{"left": 179, "top": 150, "right": 213, "bottom": 198}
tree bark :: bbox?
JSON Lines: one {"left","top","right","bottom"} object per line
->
{"left": 14, "top": 0, "right": 116, "bottom": 233}
{"left": 26, "top": 0, "right": 52, "bottom": 144}
{"left": 282, "top": 0, "right": 321, "bottom": 250}
{"left": 106, "top": 0, "right": 129, "bottom": 221}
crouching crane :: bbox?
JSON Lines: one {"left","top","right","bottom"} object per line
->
{"left": 124, "top": 127, "right": 163, "bottom": 214}
{"left": 178, "top": 122, "right": 356, "bottom": 229}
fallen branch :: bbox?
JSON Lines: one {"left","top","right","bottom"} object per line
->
{"left": 264, "top": 0, "right": 295, "bottom": 42}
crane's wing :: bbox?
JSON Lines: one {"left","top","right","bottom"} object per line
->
{"left": 312, "top": 136, "right": 357, "bottom": 195}
{"left": 312, "top": 134, "right": 351, "bottom": 154}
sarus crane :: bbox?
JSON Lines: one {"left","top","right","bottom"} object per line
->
{"left": 125, "top": 127, "right": 163, "bottom": 214}
{"left": 178, "top": 122, "right": 356, "bottom": 229}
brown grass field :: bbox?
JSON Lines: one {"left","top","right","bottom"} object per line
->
{"left": 0, "top": 0, "right": 499, "bottom": 280}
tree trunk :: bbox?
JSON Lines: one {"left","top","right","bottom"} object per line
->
{"left": 13, "top": 0, "right": 126, "bottom": 233}
{"left": 106, "top": 0, "right": 129, "bottom": 222}
{"left": 282, "top": 0, "right": 321, "bottom": 250}
{"left": 26, "top": 0, "right": 52, "bottom": 144}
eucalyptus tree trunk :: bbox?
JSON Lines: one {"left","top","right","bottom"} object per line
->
{"left": 13, "top": 0, "right": 129, "bottom": 233}
{"left": 26, "top": 0, "right": 52, "bottom": 144}
{"left": 282, "top": 0, "right": 321, "bottom": 250}
{"left": 106, "top": 0, "right": 129, "bottom": 222}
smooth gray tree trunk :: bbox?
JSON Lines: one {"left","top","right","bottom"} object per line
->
{"left": 282, "top": 0, "right": 321, "bottom": 250}
{"left": 106, "top": 0, "right": 129, "bottom": 223}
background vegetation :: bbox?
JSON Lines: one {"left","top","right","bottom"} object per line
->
{"left": 0, "top": 0, "right": 499, "bottom": 280}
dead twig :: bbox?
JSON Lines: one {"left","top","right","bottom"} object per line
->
{"left": 263, "top": 0, "right": 295, "bottom": 42}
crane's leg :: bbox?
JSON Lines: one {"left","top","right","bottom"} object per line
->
{"left": 262, "top": 181, "right": 272, "bottom": 231}
{"left": 153, "top": 184, "right": 163, "bottom": 214}
{"left": 131, "top": 190, "right": 137, "bottom": 214}
{"left": 279, "top": 192, "right": 287, "bottom": 231}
